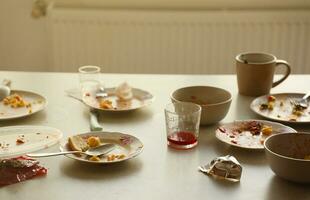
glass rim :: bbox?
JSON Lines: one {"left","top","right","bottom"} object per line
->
{"left": 78, "top": 65, "right": 101, "bottom": 74}
{"left": 165, "top": 102, "right": 201, "bottom": 115}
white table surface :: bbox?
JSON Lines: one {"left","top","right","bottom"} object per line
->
{"left": 0, "top": 71, "right": 309, "bottom": 200}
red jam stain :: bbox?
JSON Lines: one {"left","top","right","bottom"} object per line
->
{"left": 0, "top": 156, "right": 47, "bottom": 187}
{"left": 167, "top": 131, "right": 197, "bottom": 146}
{"left": 218, "top": 127, "right": 226, "bottom": 133}
{"left": 231, "top": 140, "right": 237, "bottom": 144}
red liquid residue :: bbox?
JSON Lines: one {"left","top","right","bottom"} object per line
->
{"left": 167, "top": 131, "right": 197, "bottom": 146}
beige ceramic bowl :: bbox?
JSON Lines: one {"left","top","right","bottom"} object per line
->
{"left": 264, "top": 132, "right": 310, "bottom": 183}
{"left": 171, "top": 86, "right": 232, "bottom": 125}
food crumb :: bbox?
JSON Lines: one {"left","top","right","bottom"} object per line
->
{"left": 261, "top": 125, "right": 273, "bottom": 136}
{"left": 268, "top": 95, "right": 276, "bottom": 102}
{"left": 16, "top": 138, "right": 25, "bottom": 145}
{"left": 89, "top": 156, "right": 101, "bottom": 161}
{"left": 87, "top": 136, "right": 101, "bottom": 148}
{"left": 304, "top": 155, "right": 310, "bottom": 160}
{"left": 99, "top": 99, "right": 113, "bottom": 109}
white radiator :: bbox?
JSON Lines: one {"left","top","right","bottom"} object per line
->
{"left": 48, "top": 8, "right": 310, "bottom": 74}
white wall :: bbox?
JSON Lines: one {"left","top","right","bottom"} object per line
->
{"left": 0, "top": 0, "right": 48, "bottom": 71}
{"left": 54, "top": 0, "right": 310, "bottom": 9}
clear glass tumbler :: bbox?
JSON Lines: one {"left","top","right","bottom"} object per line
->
{"left": 78, "top": 65, "right": 101, "bottom": 96}
{"left": 165, "top": 102, "right": 201, "bottom": 150}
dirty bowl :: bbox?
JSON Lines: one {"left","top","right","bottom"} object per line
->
{"left": 171, "top": 86, "right": 232, "bottom": 125}
{"left": 264, "top": 132, "right": 310, "bottom": 183}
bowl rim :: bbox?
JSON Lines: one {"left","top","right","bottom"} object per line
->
{"left": 170, "top": 85, "right": 232, "bottom": 107}
{"left": 264, "top": 132, "right": 310, "bottom": 162}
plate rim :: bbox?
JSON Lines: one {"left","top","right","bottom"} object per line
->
{"left": 82, "top": 87, "right": 154, "bottom": 112}
{"left": 0, "top": 89, "right": 48, "bottom": 120}
{"left": 60, "top": 131, "right": 144, "bottom": 164}
{"left": 250, "top": 92, "right": 309, "bottom": 124}
{"left": 0, "top": 125, "right": 63, "bottom": 158}
{"left": 215, "top": 119, "right": 297, "bottom": 150}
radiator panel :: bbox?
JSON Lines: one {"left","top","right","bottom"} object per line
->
{"left": 48, "top": 9, "right": 310, "bottom": 74}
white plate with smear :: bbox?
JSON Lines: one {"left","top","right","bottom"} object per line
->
{"left": 0, "top": 90, "right": 47, "bottom": 120}
{"left": 82, "top": 87, "right": 154, "bottom": 112}
{"left": 0, "top": 126, "right": 63, "bottom": 158}
{"left": 215, "top": 120, "right": 296, "bottom": 150}
{"left": 61, "top": 131, "right": 143, "bottom": 164}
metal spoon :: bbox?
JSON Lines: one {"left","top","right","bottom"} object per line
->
{"left": 95, "top": 86, "right": 108, "bottom": 98}
{"left": 26, "top": 143, "right": 116, "bottom": 158}
{"left": 291, "top": 91, "right": 310, "bottom": 109}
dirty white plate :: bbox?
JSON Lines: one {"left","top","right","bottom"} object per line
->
{"left": 0, "top": 126, "right": 63, "bottom": 158}
{"left": 61, "top": 131, "right": 143, "bottom": 164}
{"left": 250, "top": 93, "right": 310, "bottom": 123}
{"left": 82, "top": 87, "right": 154, "bottom": 112}
{"left": 215, "top": 120, "right": 296, "bottom": 150}
{"left": 0, "top": 90, "right": 47, "bottom": 120}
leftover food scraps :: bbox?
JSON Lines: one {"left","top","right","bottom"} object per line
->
{"left": 2, "top": 93, "right": 30, "bottom": 108}
{"left": 304, "top": 155, "right": 310, "bottom": 160}
{"left": 99, "top": 99, "right": 113, "bottom": 109}
{"left": 68, "top": 135, "right": 89, "bottom": 152}
{"left": 260, "top": 95, "right": 276, "bottom": 110}
{"left": 107, "top": 154, "right": 126, "bottom": 161}
{"left": 87, "top": 136, "right": 101, "bottom": 148}
{"left": 68, "top": 135, "right": 124, "bottom": 162}
{"left": 258, "top": 95, "right": 309, "bottom": 121}
{"left": 232, "top": 121, "right": 272, "bottom": 137}
{"left": 115, "top": 82, "right": 133, "bottom": 101}
{"left": 216, "top": 121, "right": 281, "bottom": 148}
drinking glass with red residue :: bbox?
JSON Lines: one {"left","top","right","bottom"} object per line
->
{"left": 165, "top": 102, "right": 201, "bottom": 150}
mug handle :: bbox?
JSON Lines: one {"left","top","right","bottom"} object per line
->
{"left": 272, "top": 60, "right": 291, "bottom": 88}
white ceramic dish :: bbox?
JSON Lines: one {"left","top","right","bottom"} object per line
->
{"left": 0, "top": 90, "right": 47, "bottom": 120}
{"left": 0, "top": 126, "right": 63, "bottom": 158}
{"left": 82, "top": 87, "right": 154, "bottom": 112}
{"left": 215, "top": 119, "right": 296, "bottom": 150}
{"left": 171, "top": 86, "right": 232, "bottom": 125}
{"left": 61, "top": 131, "right": 143, "bottom": 164}
{"left": 251, "top": 93, "right": 310, "bottom": 123}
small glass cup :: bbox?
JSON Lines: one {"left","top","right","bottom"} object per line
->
{"left": 165, "top": 102, "right": 201, "bottom": 150}
{"left": 78, "top": 65, "right": 102, "bottom": 96}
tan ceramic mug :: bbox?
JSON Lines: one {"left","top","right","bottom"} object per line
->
{"left": 236, "top": 52, "right": 291, "bottom": 96}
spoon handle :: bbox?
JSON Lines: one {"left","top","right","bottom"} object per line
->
{"left": 27, "top": 151, "right": 82, "bottom": 157}
{"left": 302, "top": 91, "right": 310, "bottom": 100}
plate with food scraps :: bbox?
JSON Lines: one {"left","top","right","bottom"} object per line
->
{"left": 215, "top": 120, "right": 296, "bottom": 150}
{"left": 0, "top": 90, "right": 47, "bottom": 120}
{"left": 250, "top": 93, "right": 310, "bottom": 123}
{"left": 82, "top": 86, "right": 154, "bottom": 112}
{"left": 0, "top": 126, "right": 63, "bottom": 158}
{"left": 60, "top": 131, "right": 144, "bottom": 164}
